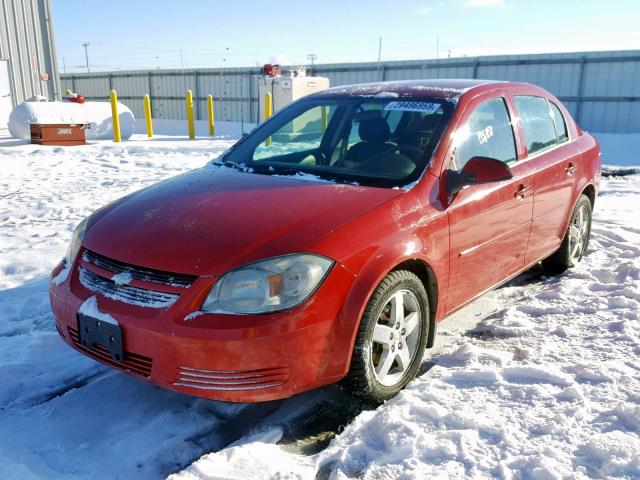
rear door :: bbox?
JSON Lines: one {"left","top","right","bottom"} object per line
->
{"left": 509, "top": 93, "right": 580, "bottom": 264}
{"left": 0, "top": 60, "right": 13, "bottom": 129}
{"left": 444, "top": 91, "right": 534, "bottom": 313}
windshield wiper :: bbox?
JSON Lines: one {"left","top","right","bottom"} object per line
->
{"left": 211, "top": 158, "right": 250, "bottom": 172}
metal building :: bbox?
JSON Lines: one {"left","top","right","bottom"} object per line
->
{"left": 61, "top": 49, "right": 640, "bottom": 134}
{"left": 0, "top": 0, "right": 60, "bottom": 126}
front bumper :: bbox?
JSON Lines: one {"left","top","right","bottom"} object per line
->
{"left": 49, "top": 253, "right": 355, "bottom": 402}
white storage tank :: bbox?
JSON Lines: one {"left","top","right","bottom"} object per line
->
{"left": 258, "top": 67, "right": 330, "bottom": 124}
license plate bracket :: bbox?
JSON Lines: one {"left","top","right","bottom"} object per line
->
{"left": 77, "top": 313, "right": 124, "bottom": 362}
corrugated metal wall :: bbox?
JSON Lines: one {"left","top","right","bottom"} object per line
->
{"left": 61, "top": 50, "right": 640, "bottom": 133}
{"left": 0, "top": 0, "right": 60, "bottom": 105}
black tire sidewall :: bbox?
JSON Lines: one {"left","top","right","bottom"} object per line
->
{"left": 346, "top": 271, "right": 430, "bottom": 402}
{"left": 543, "top": 194, "right": 593, "bottom": 273}
{"left": 567, "top": 195, "right": 593, "bottom": 267}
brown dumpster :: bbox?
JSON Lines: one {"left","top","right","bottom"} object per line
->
{"left": 30, "top": 123, "right": 87, "bottom": 146}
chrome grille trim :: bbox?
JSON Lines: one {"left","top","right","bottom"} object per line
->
{"left": 180, "top": 371, "right": 272, "bottom": 380}
{"left": 79, "top": 267, "right": 178, "bottom": 308}
{"left": 173, "top": 382, "right": 285, "bottom": 391}
{"left": 173, "top": 366, "right": 289, "bottom": 391}
{"left": 83, "top": 250, "right": 196, "bottom": 288}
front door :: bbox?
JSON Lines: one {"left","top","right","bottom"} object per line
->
{"left": 0, "top": 60, "right": 13, "bottom": 129}
{"left": 444, "top": 93, "right": 534, "bottom": 314}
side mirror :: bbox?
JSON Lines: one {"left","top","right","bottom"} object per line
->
{"left": 446, "top": 156, "right": 513, "bottom": 196}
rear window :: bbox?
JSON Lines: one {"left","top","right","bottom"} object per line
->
{"left": 514, "top": 95, "right": 558, "bottom": 155}
{"left": 549, "top": 101, "right": 569, "bottom": 143}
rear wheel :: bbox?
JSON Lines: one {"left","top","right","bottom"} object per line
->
{"left": 543, "top": 194, "right": 592, "bottom": 273}
{"left": 342, "top": 270, "right": 429, "bottom": 404}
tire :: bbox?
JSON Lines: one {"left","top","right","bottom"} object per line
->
{"left": 543, "top": 194, "right": 593, "bottom": 274}
{"left": 341, "top": 270, "right": 429, "bottom": 404}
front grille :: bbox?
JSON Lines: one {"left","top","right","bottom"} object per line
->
{"left": 68, "top": 326, "right": 153, "bottom": 377}
{"left": 83, "top": 250, "right": 196, "bottom": 288}
{"left": 79, "top": 267, "right": 179, "bottom": 308}
{"left": 174, "top": 366, "right": 289, "bottom": 391}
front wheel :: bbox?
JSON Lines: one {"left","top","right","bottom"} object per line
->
{"left": 341, "top": 270, "right": 429, "bottom": 404}
{"left": 543, "top": 194, "right": 593, "bottom": 273}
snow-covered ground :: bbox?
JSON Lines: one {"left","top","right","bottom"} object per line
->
{"left": 0, "top": 125, "right": 639, "bottom": 479}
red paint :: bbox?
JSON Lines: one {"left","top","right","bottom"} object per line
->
{"left": 50, "top": 80, "right": 601, "bottom": 402}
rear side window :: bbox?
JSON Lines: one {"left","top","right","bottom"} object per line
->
{"left": 549, "top": 101, "right": 569, "bottom": 143}
{"left": 450, "top": 97, "right": 516, "bottom": 171}
{"left": 514, "top": 96, "right": 558, "bottom": 154}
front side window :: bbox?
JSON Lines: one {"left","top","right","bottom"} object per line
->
{"left": 449, "top": 97, "right": 516, "bottom": 171}
{"left": 223, "top": 97, "right": 454, "bottom": 188}
{"left": 514, "top": 95, "right": 558, "bottom": 155}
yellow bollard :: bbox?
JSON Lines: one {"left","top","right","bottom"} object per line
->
{"left": 143, "top": 94, "right": 153, "bottom": 138}
{"left": 207, "top": 95, "right": 214, "bottom": 137}
{"left": 186, "top": 90, "right": 195, "bottom": 139}
{"left": 264, "top": 92, "right": 273, "bottom": 121}
{"left": 109, "top": 89, "right": 121, "bottom": 143}
{"left": 321, "top": 106, "right": 328, "bottom": 132}
{"left": 264, "top": 92, "right": 273, "bottom": 146}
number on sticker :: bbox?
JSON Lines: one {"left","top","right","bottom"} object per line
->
{"left": 384, "top": 101, "right": 441, "bottom": 114}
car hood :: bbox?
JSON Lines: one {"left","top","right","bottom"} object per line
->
{"left": 83, "top": 167, "right": 403, "bottom": 276}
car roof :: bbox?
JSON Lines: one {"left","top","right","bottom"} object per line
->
{"left": 310, "top": 79, "right": 512, "bottom": 101}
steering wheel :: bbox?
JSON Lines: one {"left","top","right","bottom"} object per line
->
{"left": 394, "top": 144, "right": 425, "bottom": 161}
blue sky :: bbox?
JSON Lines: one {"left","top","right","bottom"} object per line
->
{"left": 52, "top": 0, "right": 640, "bottom": 73}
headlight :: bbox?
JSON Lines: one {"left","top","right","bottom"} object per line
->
{"left": 202, "top": 254, "right": 334, "bottom": 314}
{"left": 65, "top": 216, "right": 90, "bottom": 264}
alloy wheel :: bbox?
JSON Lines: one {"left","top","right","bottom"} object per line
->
{"left": 568, "top": 204, "right": 590, "bottom": 264}
{"left": 370, "top": 289, "right": 422, "bottom": 387}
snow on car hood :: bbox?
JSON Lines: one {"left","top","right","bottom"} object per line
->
{"left": 82, "top": 166, "right": 403, "bottom": 276}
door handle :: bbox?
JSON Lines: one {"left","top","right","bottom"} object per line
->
{"left": 514, "top": 184, "right": 532, "bottom": 200}
{"left": 565, "top": 162, "right": 578, "bottom": 176}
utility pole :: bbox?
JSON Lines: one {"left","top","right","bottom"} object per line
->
{"left": 82, "top": 42, "right": 90, "bottom": 73}
{"left": 62, "top": 57, "right": 66, "bottom": 75}
{"left": 180, "top": 49, "right": 185, "bottom": 92}
{"left": 377, "top": 36, "right": 383, "bottom": 80}
{"left": 436, "top": 36, "right": 439, "bottom": 60}
{"left": 307, "top": 53, "right": 317, "bottom": 74}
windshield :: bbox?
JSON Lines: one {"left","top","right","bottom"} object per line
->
{"left": 221, "top": 96, "right": 454, "bottom": 188}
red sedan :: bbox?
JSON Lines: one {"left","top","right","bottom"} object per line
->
{"left": 50, "top": 80, "right": 600, "bottom": 403}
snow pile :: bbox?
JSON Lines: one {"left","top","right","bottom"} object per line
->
{"left": 51, "top": 259, "right": 71, "bottom": 285}
{"left": 0, "top": 130, "right": 236, "bottom": 290}
{"left": 8, "top": 101, "right": 135, "bottom": 140}
{"left": 78, "top": 296, "right": 119, "bottom": 326}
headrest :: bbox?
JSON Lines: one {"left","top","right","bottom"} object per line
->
{"left": 420, "top": 114, "right": 441, "bottom": 130}
{"left": 358, "top": 117, "right": 391, "bottom": 143}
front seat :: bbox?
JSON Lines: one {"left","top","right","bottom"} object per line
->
{"left": 344, "top": 117, "right": 396, "bottom": 168}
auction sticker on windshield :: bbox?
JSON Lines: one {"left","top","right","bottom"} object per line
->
{"left": 384, "top": 101, "right": 441, "bottom": 113}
